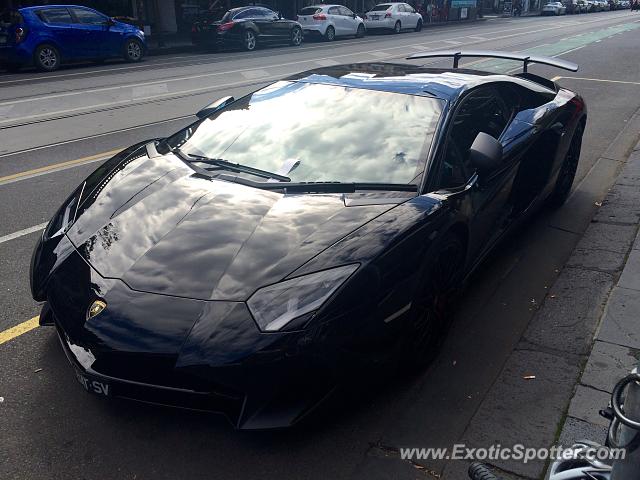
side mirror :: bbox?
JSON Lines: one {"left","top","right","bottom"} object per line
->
{"left": 105, "top": 17, "right": 115, "bottom": 27}
{"left": 352, "top": 13, "right": 357, "bottom": 18}
{"left": 469, "top": 132, "right": 503, "bottom": 173}
{"left": 196, "top": 96, "right": 235, "bottom": 119}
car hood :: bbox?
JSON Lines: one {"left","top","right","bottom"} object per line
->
{"left": 66, "top": 148, "right": 402, "bottom": 301}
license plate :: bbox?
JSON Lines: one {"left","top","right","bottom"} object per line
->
{"left": 75, "top": 370, "right": 111, "bottom": 396}
{"left": 371, "top": 15, "right": 380, "bottom": 20}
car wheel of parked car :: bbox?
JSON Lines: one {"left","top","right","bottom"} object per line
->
{"left": 393, "top": 21, "right": 401, "bottom": 34}
{"left": 34, "top": 44, "right": 60, "bottom": 72}
{"left": 402, "top": 233, "right": 465, "bottom": 368}
{"left": 415, "top": 19, "right": 423, "bottom": 31}
{"left": 324, "top": 25, "right": 336, "bottom": 41}
{"left": 290, "top": 26, "right": 303, "bottom": 46}
{"left": 124, "top": 38, "right": 144, "bottom": 62}
{"left": 356, "top": 24, "right": 365, "bottom": 37}
{"left": 243, "top": 30, "right": 257, "bottom": 51}
{"left": 548, "top": 124, "right": 584, "bottom": 208}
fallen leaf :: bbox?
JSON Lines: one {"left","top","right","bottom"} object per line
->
{"left": 34, "top": 368, "right": 43, "bottom": 373}
{"left": 595, "top": 202, "right": 602, "bottom": 207}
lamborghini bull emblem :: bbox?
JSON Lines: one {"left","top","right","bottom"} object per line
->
{"left": 88, "top": 300, "right": 107, "bottom": 320}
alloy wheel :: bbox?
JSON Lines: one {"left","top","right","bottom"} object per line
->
{"left": 325, "top": 26, "right": 335, "bottom": 41}
{"left": 127, "top": 40, "right": 142, "bottom": 61}
{"left": 291, "top": 27, "right": 302, "bottom": 46}
{"left": 407, "top": 237, "right": 464, "bottom": 366}
{"left": 244, "top": 31, "right": 256, "bottom": 50}
{"left": 38, "top": 47, "right": 58, "bottom": 70}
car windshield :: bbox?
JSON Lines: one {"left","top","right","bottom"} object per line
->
{"left": 299, "top": 7, "right": 322, "bottom": 15}
{"left": 371, "top": 4, "right": 393, "bottom": 10}
{"left": 167, "top": 81, "right": 442, "bottom": 185}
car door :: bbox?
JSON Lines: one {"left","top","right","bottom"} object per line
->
{"left": 69, "top": 7, "right": 112, "bottom": 58}
{"left": 434, "top": 87, "right": 518, "bottom": 262}
{"left": 254, "top": 8, "right": 287, "bottom": 42}
{"left": 326, "top": 6, "right": 343, "bottom": 35}
{"left": 339, "top": 6, "right": 359, "bottom": 35}
{"left": 402, "top": 4, "right": 419, "bottom": 28}
{"left": 35, "top": 7, "right": 78, "bottom": 59}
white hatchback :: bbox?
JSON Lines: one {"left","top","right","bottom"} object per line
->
{"left": 364, "top": 3, "right": 423, "bottom": 34}
{"left": 297, "top": 4, "right": 366, "bottom": 41}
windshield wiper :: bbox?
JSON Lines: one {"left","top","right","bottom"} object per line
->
{"left": 214, "top": 175, "right": 418, "bottom": 193}
{"left": 182, "top": 153, "right": 291, "bottom": 182}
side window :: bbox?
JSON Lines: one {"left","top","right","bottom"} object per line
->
{"left": 328, "top": 6, "right": 341, "bottom": 15}
{"left": 439, "top": 88, "right": 510, "bottom": 189}
{"left": 258, "top": 7, "right": 277, "bottom": 18}
{"left": 38, "top": 8, "right": 74, "bottom": 24}
{"left": 404, "top": 4, "right": 415, "bottom": 12}
{"left": 397, "top": 4, "right": 406, "bottom": 12}
{"left": 233, "top": 10, "right": 250, "bottom": 19}
{"left": 340, "top": 6, "right": 354, "bottom": 16}
{"left": 71, "top": 8, "right": 107, "bottom": 25}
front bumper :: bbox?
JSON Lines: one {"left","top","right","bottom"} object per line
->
{"left": 36, "top": 239, "right": 342, "bottom": 429}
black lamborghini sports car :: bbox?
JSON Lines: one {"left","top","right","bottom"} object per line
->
{"left": 31, "top": 51, "right": 586, "bottom": 430}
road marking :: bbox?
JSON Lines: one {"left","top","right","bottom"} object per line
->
{"left": 0, "top": 223, "right": 47, "bottom": 245}
{"left": 0, "top": 316, "right": 39, "bottom": 346}
{"left": 0, "top": 149, "right": 120, "bottom": 186}
{"left": 554, "top": 76, "right": 640, "bottom": 86}
{"left": 0, "top": 115, "right": 190, "bottom": 159}
{"left": 240, "top": 69, "right": 270, "bottom": 80}
{"left": 441, "top": 39, "right": 463, "bottom": 45}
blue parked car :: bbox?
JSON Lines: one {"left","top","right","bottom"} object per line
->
{"left": 0, "top": 5, "right": 146, "bottom": 72}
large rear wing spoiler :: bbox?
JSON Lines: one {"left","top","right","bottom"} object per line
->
{"left": 406, "top": 50, "right": 579, "bottom": 73}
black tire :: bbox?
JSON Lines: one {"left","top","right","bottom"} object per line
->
{"left": 415, "top": 19, "right": 423, "bottom": 31}
{"left": 325, "top": 25, "right": 336, "bottom": 41}
{"left": 242, "top": 29, "right": 257, "bottom": 51}
{"left": 356, "top": 23, "right": 366, "bottom": 37}
{"left": 401, "top": 233, "right": 465, "bottom": 368}
{"left": 34, "top": 44, "right": 60, "bottom": 72}
{"left": 290, "top": 26, "right": 303, "bottom": 46}
{"left": 393, "top": 20, "right": 401, "bottom": 33}
{"left": 548, "top": 123, "right": 584, "bottom": 208}
{"left": 123, "top": 38, "right": 143, "bottom": 62}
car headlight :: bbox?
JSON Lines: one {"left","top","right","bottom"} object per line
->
{"left": 43, "top": 182, "right": 85, "bottom": 241}
{"left": 247, "top": 264, "right": 359, "bottom": 332}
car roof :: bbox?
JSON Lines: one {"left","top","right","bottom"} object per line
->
{"left": 20, "top": 4, "right": 95, "bottom": 11}
{"left": 303, "top": 4, "right": 345, "bottom": 8}
{"left": 285, "top": 63, "right": 556, "bottom": 101}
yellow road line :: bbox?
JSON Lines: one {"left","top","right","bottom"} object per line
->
{"left": 0, "top": 316, "right": 39, "bottom": 346}
{"left": 0, "top": 148, "right": 121, "bottom": 184}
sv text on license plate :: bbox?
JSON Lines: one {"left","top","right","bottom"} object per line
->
{"left": 75, "top": 371, "right": 110, "bottom": 396}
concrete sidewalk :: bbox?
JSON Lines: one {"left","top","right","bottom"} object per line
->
{"left": 554, "top": 141, "right": 640, "bottom": 456}
{"left": 439, "top": 134, "right": 640, "bottom": 479}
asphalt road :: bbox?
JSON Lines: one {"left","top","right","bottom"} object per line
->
{"left": 2, "top": 11, "right": 640, "bottom": 480}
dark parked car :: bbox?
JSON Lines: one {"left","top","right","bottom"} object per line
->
{"left": 0, "top": 5, "right": 145, "bottom": 72}
{"left": 191, "top": 6, "right": 303, "bottom": 51}
{"left": 31, "top": 51, "right": 586, "bottom": 429}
